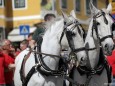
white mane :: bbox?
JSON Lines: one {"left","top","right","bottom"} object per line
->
{"left": 43, "top": 17, "right": 64, "bottom": 40}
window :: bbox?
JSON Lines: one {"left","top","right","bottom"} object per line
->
{"left": 13, "top": 0, "right": 26, "bottom": 8}
{"left": 41, "top": 0, "right": 52, "bottom": 10}
{"left": 74, "top": 0, "right": 80, "bottom": 12}
{"left": 0, "top": 0, "right": 4, "bottom": 7}
{"left": 85, "top": 0, "right": 97, "bottom": 15}
{"left": 0, "top": 0, "right": 2, "bottom": 6}
{"left": 61, "top": 0, "right": 67, "bottom": 9}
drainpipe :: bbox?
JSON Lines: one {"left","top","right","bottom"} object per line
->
{"left": 51, "top": 0, "right": 55, "bottom": 11}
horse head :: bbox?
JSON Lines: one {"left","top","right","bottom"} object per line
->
{"left": 89, "top": 3, "right": 114, "bottom": 55}
{"left": 61, "top": 10, "right": 87, "bottom": 66}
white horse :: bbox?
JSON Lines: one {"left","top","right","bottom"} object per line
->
{"left": 70, "top": 3, "right": 115, "bottom": 86}
{"left": 14, "top": 11, "right": 87, "bottom": 86}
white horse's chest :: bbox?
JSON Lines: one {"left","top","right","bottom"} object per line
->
{"left": 85, "top": 36, "right": 100, "bottom": 68}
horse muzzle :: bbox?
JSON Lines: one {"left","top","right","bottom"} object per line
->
{"left": 104, "top": 43, "right": 114, "bottom": 56}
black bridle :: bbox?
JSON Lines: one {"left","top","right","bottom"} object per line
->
{"left": 76, "top": 10, "right": 114, "bottom": 85}
{"left": 19, "top": 19, "right": 86, "bottom": 86}
{"left": 59, "top": 20, "right": 86, "bottom": 55}
{"left": 92, "top": 10, "right": 113, "bottom": 45}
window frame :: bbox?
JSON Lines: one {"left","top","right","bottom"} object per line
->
{"left": 74, "top": 0, "right": 81, "bottom": 13}
{"left": 12, "top": 0, "right": 27, "bottom": 10}
{"left": 85, "top": 0, "right": 97, "bottom": 15}
{"left": 60, "top": 0, "right": 67, "bottom": 10}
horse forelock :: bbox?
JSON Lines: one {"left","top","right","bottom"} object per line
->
{"left": 101, "top": 8, "right": 109, "bottom": 14}
{"left": 44, "top": 17, "right": 64, "bottom": 38}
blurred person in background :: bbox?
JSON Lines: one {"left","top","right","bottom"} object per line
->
{"left": 0, "top": 45, "right": 6, "bottom": 86}
{"left": 1, "top": 39, "right": 15, "bottom": 86}
{"left": 9, "top": 44, "right": 17, "bottom": 58}
{"left": 27, "top": 33, "right": 33, "bottom": 47}
{"left": 15, "top": 48, "right": 21, "bottom": 57}
{"left": 30, "top": 13, "right": 56, "bottom": 48}
{"left": 20, "top": 39, "right": 29, "bottom": 51}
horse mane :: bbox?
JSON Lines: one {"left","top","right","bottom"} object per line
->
{"left": 43, "top": 17, "right": 64, "bottom": 38}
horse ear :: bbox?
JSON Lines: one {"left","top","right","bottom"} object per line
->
{"left": 70, "top": 10, "right": 76, "bottom": 19}
{"left": 61, "top": 10, "right": 69, "bottom": 22}
{"left": 107, "top": 3, "right": 112, "bottom": 13}
{"left": 89, "top": 2, "right": 99, "bottom": 15}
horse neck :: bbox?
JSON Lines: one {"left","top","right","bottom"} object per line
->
{"left": 85, "top": 19, "right": 101, "bottom": 69}
{"left": 40, "top": 21, "right": 64, "bottom": 70}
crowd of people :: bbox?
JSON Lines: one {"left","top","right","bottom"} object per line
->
{"left": 0, "top": 38, "right": 33, "bottom": 86}
{"left": 0, "top": 13, "right": 56, "bottom": 86}
{"left": 0, "top": 39, "right": 16, "bottom": 86}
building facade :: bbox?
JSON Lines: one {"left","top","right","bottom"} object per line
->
{"left": 0, "top": 0, "right": 56, "bottom": 42}
{"left": 0, "top": 0, "right": 112, "bottom": 42}
{"left": 56, "top": 0, "right": 106, "bottom": 30}
{"left": 0, "top": 0, "right": 43, "bottom": 42}
{"left": 109, "top": 0, "right": 115, "bottom": 14}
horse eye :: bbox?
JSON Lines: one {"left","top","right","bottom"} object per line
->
{"left": 74, "top": 20, "right": 77, "bottom": 24}
{"left": 96, "top": 22, "right": 100, "bottom": 25}
{"left": 66, "top": 31, "right": 76, "bottom": 37}
{"left": 71, "top": 32, "right": 76, "bottom": 36}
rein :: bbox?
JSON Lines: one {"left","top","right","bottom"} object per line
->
{"left": 29, "top": 49, "right": 64, "bottom": 58}
{"left": 20, "top": 46, "right": 66, "bottom": 86}
{"left": 19, "top": 19, "right": 87, "bottom": 86}
{"left": 20, "top": 50, "right": 32, "bottom": 84}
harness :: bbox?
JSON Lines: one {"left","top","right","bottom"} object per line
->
{"left": 72, "top": 48, "right": 112, "bottom": 86}
{"left": 20, "top": 46, "right": 66, "bottom": 86}
{"left": 91, "top": 11, "right": 114, "bottom": 84}
{"left": 19, "top": 19, "right": 86, "bottom": 86}
{"left": 69, "top": 10, "right": 113, "bottom": 86}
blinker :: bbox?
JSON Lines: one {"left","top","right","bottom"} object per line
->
{"left": 112, "top": 22, "right": 115, "bottom": 31}
{"left": 69, "top": 52, "right": 77, "bottom": 61}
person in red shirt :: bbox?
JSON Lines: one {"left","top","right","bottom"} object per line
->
{"left": 0, "top": 46, "right": 7, "bottom": 86}
{"left": 20, "top": 39, "right": 28, "bottom": 51}
{"left": 107, "top": 37, "right": 115, "bottom": 85}
{"left": 107, "top": 50, "right": 115, "bottom": 76}
{"left": 3, "top": 54, "right": 14, "bottom": 86}
{"left": 2, "top": 39, "right": 15, "bottom": 86}
{"left": 0, "top": 40, "right": 15, "bottom": 86}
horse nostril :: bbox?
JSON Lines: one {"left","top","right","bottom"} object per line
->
{"left": 80, "top": 57, "right": 87, "bottom": 66}
{"left": 81, "top": 57, "right": 85, "bottom": 61}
